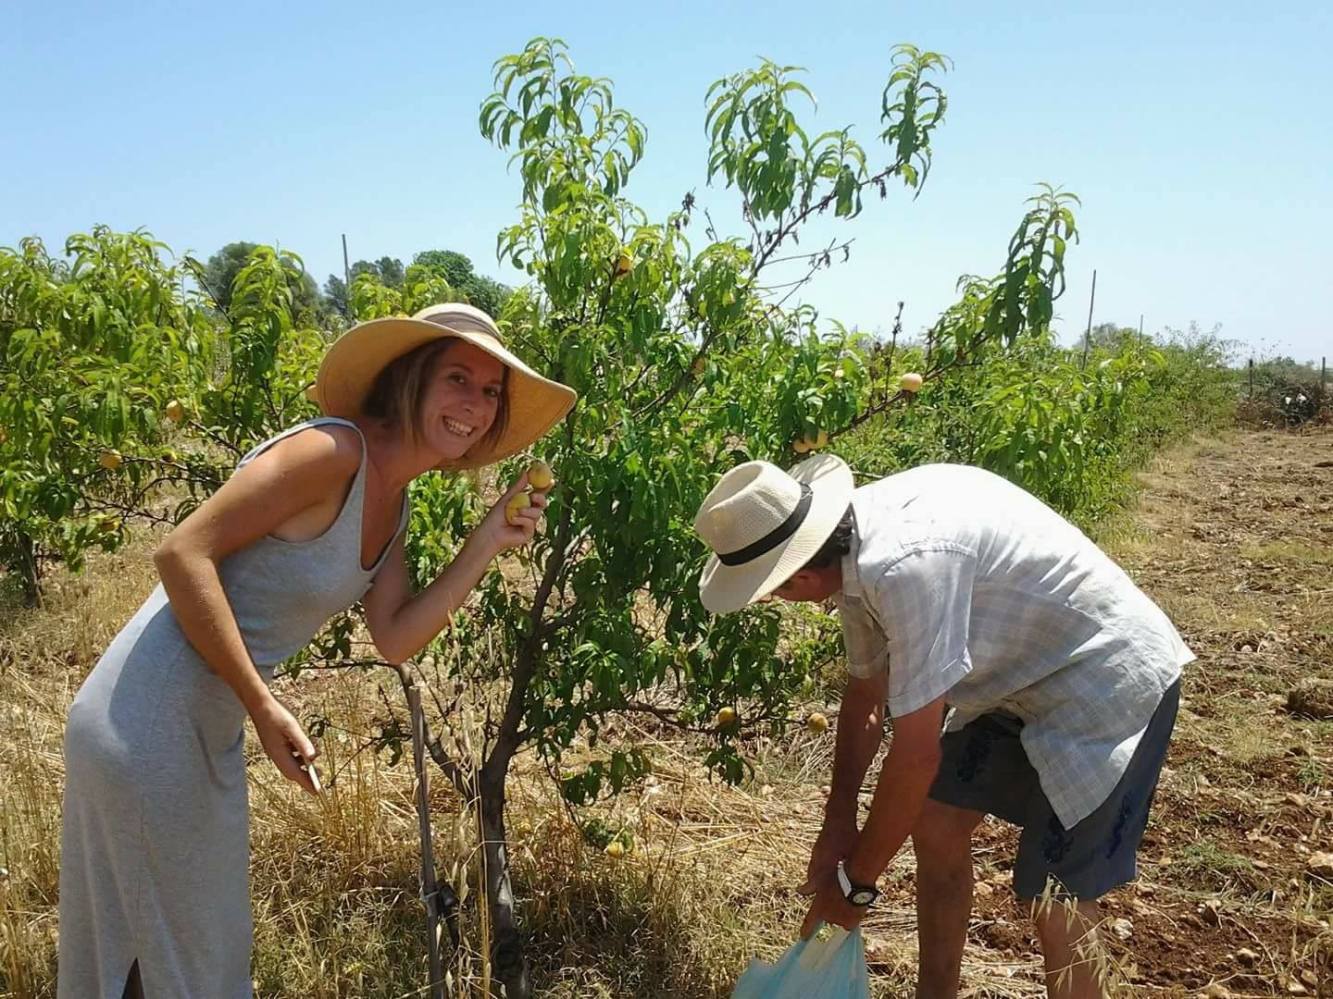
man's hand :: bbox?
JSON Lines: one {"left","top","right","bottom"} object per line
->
{"left": 798, "top": 820, "right": 858, "bottom": 897}
{"left": 800, "top": 871, "right": 868, "bottom": 939}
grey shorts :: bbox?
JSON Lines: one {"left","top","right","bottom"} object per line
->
{"left": 927, "top": 680, "right": 1180, "bottom": 900}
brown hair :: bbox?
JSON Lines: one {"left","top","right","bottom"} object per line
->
{"left": 361, "top": 337, "right": 510, "bottom": 455}
{"left": 800, "top": 505, "right": 855, "bottom": 570}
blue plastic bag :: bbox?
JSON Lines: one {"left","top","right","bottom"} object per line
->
{"left": 731, "top": 926, "right": 871, "bottom": 999}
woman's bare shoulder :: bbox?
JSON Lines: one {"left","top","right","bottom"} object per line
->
{"left": 247, "top": 422, "right": 364, "bottom": 481}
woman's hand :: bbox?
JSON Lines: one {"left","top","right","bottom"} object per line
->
{"left": 363, "top": 470, "right": 553, "bottom": 665}
{"left": 250, "top": 696, "right": 320, "bottom": 795}
{"left": 472, "top": 471, "right": 549, "bottom": 556}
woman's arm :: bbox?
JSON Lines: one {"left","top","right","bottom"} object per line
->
{"left": 154, "top": 423, "right": 362, "bottom": 791}
{"left": 362, "top": 472, "right": 545, "bottom": 664}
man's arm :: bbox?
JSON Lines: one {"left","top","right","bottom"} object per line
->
{"left": 844, "top": 695, "right": 946, "bottom": 886}
{"left": 825, "top": 671, "right": 888, "bottom": 830}
{"left": 800, "top": 694, "right": 946, "bottom": 937}
{"left": 800, "top": 670, "right": 886, "bottom": 893}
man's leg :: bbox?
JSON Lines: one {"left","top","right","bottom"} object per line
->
{"left": 1031, "top": 899, "right": 1105, "bottom": 999}
{"left": 1018, "top": 681, "right": 1180, "bottom": 998}
{"left": 912, "top": 799, "right": 985, "bottom": 999}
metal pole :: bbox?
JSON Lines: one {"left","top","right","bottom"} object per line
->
{"left": 1081, "top": 269, "right": 1097, "bottom": 368}
{"left": 341, "top": 233, "right": 352, "bottom": 292}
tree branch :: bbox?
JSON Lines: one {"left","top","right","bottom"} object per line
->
{"left": 484, "top": 421, "right": 576, "bottom": 780}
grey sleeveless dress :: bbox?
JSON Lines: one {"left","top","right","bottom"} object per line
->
{"left": 58, "top": 417, "right": 408, "bottom": 998}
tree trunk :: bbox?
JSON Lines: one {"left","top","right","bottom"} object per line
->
{"left": 13, "top": 530, "right": 41, "bottom": 607}
{"left": 479, "top": 771, "right": 529, "bottom": 998}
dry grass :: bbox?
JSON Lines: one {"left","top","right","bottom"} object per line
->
{"left": 0, "top": 538, "right": 1050, "bottom": 997}
{"left": 5, "top": 426, "right": 1333, "bottom": 996}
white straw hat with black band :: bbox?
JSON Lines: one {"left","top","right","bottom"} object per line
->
{"left": 694, "top": 453, "right": 854, "bottom": 614}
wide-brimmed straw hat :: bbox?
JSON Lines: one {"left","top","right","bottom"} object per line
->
{"left": 313, "top": 303, "right": 577, "bottom": 470}
{"left": 694, "top": 453, "right": 854, "bottom": 614}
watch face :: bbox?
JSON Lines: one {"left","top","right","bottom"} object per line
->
{"left": 849, "top": 887, "right": 878, "bottom": 907}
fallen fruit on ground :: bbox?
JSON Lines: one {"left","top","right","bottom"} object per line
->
{"left": 715, "top": 706, "right": 738, "bottom": 729}
{"left": 604, "top": 840, "right": 625, "bottom": 859}
{"left": 164, "top": 400, "right": 186, "bottom": 423}
{"left": 99, "top": 449, "right": 123, "bottom": 471}
{"left": 806, "top": 712, "right": 829, "bottom": 733}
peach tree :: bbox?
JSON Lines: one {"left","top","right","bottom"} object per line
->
{"left": 0, "top": 229, "right": 215, "bottom": 604}
{"left": 358, "top": 36, "right": 1064, "bottom": 996}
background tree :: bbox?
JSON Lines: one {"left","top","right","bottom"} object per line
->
{"left": 409, "top": 249, "right": 508, "bottom": 314}
{"left": 201, "top": 240, "right": 323, "bottom": 322}
{"left": 321, "top": 273, "right": 350, "bottom": 317}
{"left": 413, "top": 249, "right": 475, "bottom": 288}
{"left": 0, "top": 229, "right": 215, "bottom": 603}
{"left": 325, "top": 256, "right": 411, "bottom": 319}
{"left": 200, "top": 241, "right": 259, "bottom": 311}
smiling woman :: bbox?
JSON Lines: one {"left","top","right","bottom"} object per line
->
{"left": 362, "top": 337, "right": 511, "bottom": 457}
{"left": 55, "top": 302, "right": 576, "bottom": 999}
{"left": 315, "top": 303, "right": 573, "bottom": 471}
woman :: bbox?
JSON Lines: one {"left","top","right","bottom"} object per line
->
{"left": 57, "top": 303, "right": 576, "bottom": 998}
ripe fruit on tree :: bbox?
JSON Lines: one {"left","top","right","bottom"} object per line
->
{"left": 900, "top": 372, "right": 924, "bottom": 393}
{"left": 794, "top": 430, "right": 829, "bottom": 454}
{"left": 527, "top": 460, "right": 554, "bottom": 491}
{"left": 97, "top": 516, "right": 120, "bottom": 534}
{"left": 714, "top": 706, "right": 738, "bottom": 729}
{"left": 99, "top": 449, "right": 123, "bottom": 471}
{"left": 164, "top": 400, "right": 186, "bottom": 423}
{"left": 806, "top": 712, "right": 829, "bottom": 733}
{"left": 614, "top": 251, "right": 634, "bottom": 277}
{"left": 505, "top": 491, "right": 532, "bottom": 526}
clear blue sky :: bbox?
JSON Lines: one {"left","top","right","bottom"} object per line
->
{"left": 4, "top": 0, "right": 1330, "bottom": 363}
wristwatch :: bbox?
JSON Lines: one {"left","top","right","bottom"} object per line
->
{"left": 836, "top": 859, "right": 880, "bottom": 908}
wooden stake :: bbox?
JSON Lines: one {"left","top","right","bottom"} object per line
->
{"left": 408, "top": 681, "right": 446, "bottom": 999}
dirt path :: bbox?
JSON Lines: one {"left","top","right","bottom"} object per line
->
{"left": 955, "top": 429, "right": 1333, "bottom": 996}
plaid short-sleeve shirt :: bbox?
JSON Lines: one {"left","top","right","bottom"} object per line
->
{"left": 835, "top": 464, "right": 1193, "bottom": 828}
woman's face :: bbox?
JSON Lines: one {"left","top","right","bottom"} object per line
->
{"left": 417, "top": 341, "right": 506, "bottom": 460}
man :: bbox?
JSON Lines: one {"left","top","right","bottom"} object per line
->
{"left": 692, "top": 456, "right": 1190, "bottom": 999}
